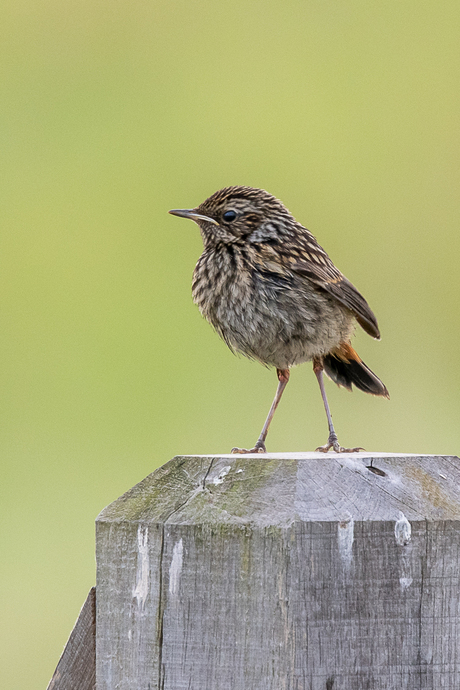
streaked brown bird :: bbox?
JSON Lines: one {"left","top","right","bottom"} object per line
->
{"left": 169, "top": 186, "right": 388, "bottom": 453}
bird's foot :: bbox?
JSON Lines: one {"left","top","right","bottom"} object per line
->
{"left": 316, "top": 433, "right": 364, "bottom": 454}
{"left": 231, "top": 440, "right": 266, "bottom": 454}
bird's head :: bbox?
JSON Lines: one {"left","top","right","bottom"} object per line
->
{"left": 169, "top": 186, "right": 296, "bottom": 249}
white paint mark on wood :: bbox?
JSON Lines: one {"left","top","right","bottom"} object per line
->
{"left": 395, "top": 511, "right": 411, "bottom": 546}
{"left": 132, "top": 525, "right": 149, "bottom": 608}
{"left": 338, "top": 456, "right": 367, "bottom": 474}
{"left": 396, "top": 512, "right": 413, "bottom": 591}
{"left": 127, "top": 629, "right": 132, "bottom": 641}
{"left": 400, "top": 577, "right": 413, "bottom": 590}
{"left": 213, "top": 466, "right": 231, "bottom": 485}
{"left": 338, "top": 513, "right": 354, "bottom": 568}
{"left": 388, "top": 473, "right": 402, "bottom": 487}
{"left": 169, "top": 538, "right": 183, "bottom": 595}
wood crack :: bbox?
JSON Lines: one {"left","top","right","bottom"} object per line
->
{"left": 156, "top": 526, "right": 165, "bottom": 690}
{"left": 418, "top": 519, "right": 429, "bottom": 689}
{"left": 156, "top": 458, "right": 214, "bottom": 689}
{"left": 164, "top": 458, "right": 214, "bottom": 524}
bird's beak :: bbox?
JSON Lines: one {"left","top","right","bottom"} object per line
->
{"left": 168, "top": 208, "right": 219, "bottom": 226}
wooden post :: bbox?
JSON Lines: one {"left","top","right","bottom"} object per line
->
{"left": 96, "top": 452, "right": 460, "bottom": 689}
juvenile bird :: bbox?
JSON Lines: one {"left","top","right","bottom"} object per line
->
{"left": 169, "top": 186, "right": 388, "bottom": 453}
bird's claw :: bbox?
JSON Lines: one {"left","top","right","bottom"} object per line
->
{"left": 231, "top": 441, "right": 266, "bottom": 454}
{"left": 316, "top": 435, "right": 364, "bottom": 453}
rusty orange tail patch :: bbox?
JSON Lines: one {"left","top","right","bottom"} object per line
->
{"left": 331, "top": 342, "right": 362, "bottom": 363}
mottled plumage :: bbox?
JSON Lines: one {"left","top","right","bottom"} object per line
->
{"left": 170, "top": 186, "right": 388, "bottom": 453}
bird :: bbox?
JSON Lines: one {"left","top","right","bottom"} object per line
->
{"left": 169, "top": 186, "right": 388, "bottom": 453}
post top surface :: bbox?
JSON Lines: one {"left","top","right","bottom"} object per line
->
{"left": 97, "top": 453, "right": 460, "bottom": 527}
{"left": 170, "top": 452, "right": 446, "bottom": 459}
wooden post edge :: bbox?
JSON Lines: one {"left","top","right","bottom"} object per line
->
{"left": 47, "top": 586, "right": 96, "bottom": 690}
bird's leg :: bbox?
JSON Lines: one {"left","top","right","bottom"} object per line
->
{"left": 313, "top": 358, "right": 363, "bottom": 453}
{"left": 232, "top": 368, "right": 290, "bottom": 454}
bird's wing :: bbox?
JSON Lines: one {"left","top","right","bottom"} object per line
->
{"left": 289, "top": 243, "right": 381, "bottom": 339}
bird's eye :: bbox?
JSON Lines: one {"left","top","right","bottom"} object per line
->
{"left": 222, "top": 210, "right": 237, "bottom": 223}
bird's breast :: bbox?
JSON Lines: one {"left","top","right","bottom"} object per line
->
{"left": 191, "top": 246, "right": 354, "bottom": 367}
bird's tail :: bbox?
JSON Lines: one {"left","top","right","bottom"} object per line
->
{"left": 323, "top": 342, "right": 389, "bottom": 398}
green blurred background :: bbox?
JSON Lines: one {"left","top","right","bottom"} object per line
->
{"left": 1, "top": 0, "right": 459, "bottom": 686}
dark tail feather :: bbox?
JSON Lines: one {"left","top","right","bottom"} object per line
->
{"left": 323, "top": 344, "right": 389, "bottom": 398}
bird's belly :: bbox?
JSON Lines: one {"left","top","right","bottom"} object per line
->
{"left": 195, "top": 275, "right": 354, "bottom": 369}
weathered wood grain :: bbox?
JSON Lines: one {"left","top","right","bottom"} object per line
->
{"left": 47, "top": 587, "right": 95, "bottom": 690}
{"left": 96, "top": 453, "right": 460, "bottom": 689}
